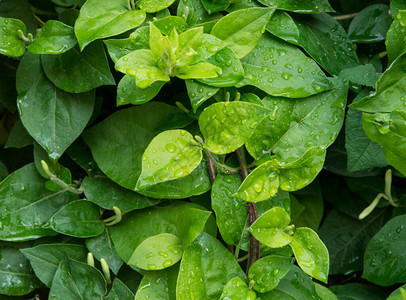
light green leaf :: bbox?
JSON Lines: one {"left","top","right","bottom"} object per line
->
{"left": 86, "top": 229, "right": 124, "bottom": 275}
{"left": 185, "top": 79, "right": 219, "bottom": 112}
{"left": 135, "top": 266, "right": 178, "bottom": 300}
{"left": 249, "top": 255, "right": 294, "bottom": 293}
{"left": 290, "top": 227, "right": 329, "bottom": 283}
{"left": 21, "top": 244, "right": 88, "bottom": 287}
{"left": 17, "top": 53, "right": 95, "bottom": 160}
{"left": 248, "top": 207, "right": 292, "bottom": 248}
{"left": 266, "top": 10, "right": 300, "bottom": 45}
{"left": 49, "top": 257, "right": 107, "bottom": 299}
{"left": 220, "top": 277, "right": 255, "bottom": 300}
{"left": 258, "top": 0, "right": 334, "bottom": 13}
{"left": 363, "top": 214, "right": 406, "bottom": 286}
{"left": 314, "top": 283, "right": 338, "bottom": 300}
{"left": 0, "top": 17, "right": 26, "bottom": 57}
{"left": 211, "top": 7, "right": 274, "bottom": 58}
{"left": 388, "top": 284, "right": 406, "bottom": 300}
{"left": 176, "top": 232, "right": 246, "bottom": 300}
{"left": 47, "top": 200, "right": 105, "bottom": 238}
{"left": 351, "top": 52, "right": 406, "bottom": 113}
{"left": 199, "top": 101, "right": 271, "bottom": 154}
{"left": 128, "top": 233, "right": 182, "bottom": 270}
{"left": 246, "top": 79, "right": 348, "bottom": 161}
{"left": 386, "top": 10, "right": 406, "bottom": 63}
{"left": 0, "top": 246, "right": 41, "bottom": 296}
{"left": 117, "top": 75, "right": 165, "bottom": 106}
{"left": 212, "top": 174, "right": 247, "bottom": 245}
{"left": 41, "top": 41, "right": 115, "bottom": 93}
{"left": 115, "top": 49, "right": 170, "bottom": 88}
{"left": 0, "top": 163, "right": 76, "bottom": 241}
{"left": 0, "top": 0, "right": 37, "bottom": 34}
{"left": 74, "top": 0, "right": 146, "bottom": 50}
{"left": 236, "top": 33, "right": 332, "bottom": 97}
{"left": 176, "top": 62, "right": 221, "bottom": 79}
{"left": 177, "top": 0, "right": 222, "bottom": 27}
{"left": 136, "top": 130, "right": 203, "bottom": 189}
{"left": 235, "top": 147, "right": 326, "bottom": 203}
{"left": 362, "top": 110, "right": 406, "bottom": 176}
{"left": 27, "top": 20, "right": 76, "bottom": 54}
{"left": 138, "top": 0, "right": 175, "bottom": 13}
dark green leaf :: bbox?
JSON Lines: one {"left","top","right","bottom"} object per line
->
{"left": 47, "top": 200, "right": 105, "bottom": 238}
{"left": 176, "top": 232, "right": 246, "bottom": 299}
{"left": 5, "top": 119, "right": 33, "bottom": 149}
{"left": 20, "top": 243, "right": 88, "bottom": 287}
{"left": 104, "top": 278, "right": 134, "bottom": 300}
{"left": 258, "top": 0, "right": 334, "bottom": 13}
{"left": 0, "top": 163, "right": 76, "bottom": 241}
{"left": 330, "top": 283, "right": 387, "bottom": 300}
{"left": 117, "top": 75, "right": 165, "bottom": 106}
{"left": 0, "top": 55, "right": 18, "bottom": 112}
{"left": 0, "top": 246, "right": 41, "bottom": 296}
{"left": 0, "top": 0, "right": 37, "bottom": 34}
{"left": 339, "top": 64, "right": 378, "bottom": 87}
{"left": 186, "top": 79, "right": 219, "bottom": 112}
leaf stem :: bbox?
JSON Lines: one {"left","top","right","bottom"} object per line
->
{"left": 203, "top": 149, "right": 240, "bottom": 174}
{"left": 333, "top": 12, "right": 359, "bottom": 20}
{"left": 236, "top": 147, "right": 260, "bottom": 275}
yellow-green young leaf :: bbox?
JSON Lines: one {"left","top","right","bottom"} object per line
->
{"left": 115, "top": 49, "right": 170, "bottom": 88}
{"left": 0, "top": 17, "right": 26, "bottom": 57}
{"left": 27, "top": 20, "right": 76, "bottom": 54}
{"left": 248, "top": 255, "right": 294, "bottom": 293}
{"left": 74, "top": 0, "right": 146, "bottom": 50}
{"left": 138, "top": 0, "right": 175, "bottom": 13}
{"left": 176, "top": 62, "right": 221, "bottom": 79}
{"left": 290, "top": 228, "right": 329, "bottom": 283}
{"left": 199, "top": 101, "right": 271, "bottom": 154}
{"left": 248, "top": 207, "right": 292, "bottom": 248}
{"left": 387, "top": 284, "right": 406, "bottom": 300}
{"left": 362, "top": 110, "right": 406, "bottom": 176}
{"left": 350, "top": 52, "right": 406, "bottom": 113}
{"left": 128, "top": 233, "right": 182, "bottom": 270}
{"left": 220, "top": 278, "right": 256, "bottom": 300}
{"left": 136, "top": 130, "right": 203, "bottom": 189}
{"left": 211, "top": 7, "right": 274, "bottom": 58}
{"left": 235, "top": 147, "right": 326, "bottom": 203}
{"left": 149, "top": 23, "right": 166, "bottom": 58}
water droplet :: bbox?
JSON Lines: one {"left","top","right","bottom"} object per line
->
{"left": 147, "top": 264, "right": 157, "bottom": 270}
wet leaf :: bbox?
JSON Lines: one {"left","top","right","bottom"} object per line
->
{"left": 386, "top": 12, "right": 406, "bottom": 63}
{"left": 258, "top": 0, "right": 334, "bottom": 13}
{"left": 220, "top": 277, "right": 255, "bottom": 300}
{"left": 135, "top": 266, "right": 178, "bottom": 300}
{"left": 330, "top": 283, "right": 387, "bottom": 300}
{"left": 0, "top": 17, "right": 26, "bottom": 57}
{"left": 117, "top": 75, "right": 165, "bottom": 106}
{"left": 138, "top": 0, "right": 175, "bottom": 13}
{"left": 186, "top": 79, "right": 219, "bottom": 112}
{"left": 104, "top": 278, "right": 134, "bottom": 300}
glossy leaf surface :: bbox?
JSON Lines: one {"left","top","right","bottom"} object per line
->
{"left": 0, "top": 17, "right": 26, "bottom": 57}
{"left": 258, "top": 0, "right": 333, "bottom": 13}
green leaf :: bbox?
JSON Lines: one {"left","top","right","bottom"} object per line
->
{"left": 86, "top": 229, "right": 123, "bottom": 275}
{"left": 110, "top": 202, "right": 210, "bottom": 262}
{"left": 0, "top": 0, "right": 37, "bottom": 34}
{"left": 117, "top": 75, "right": 165, "bottom": 106}
{"left": 351, "top": 52, "right": 406, "bottom": 113}
{"left": 27, "top": 20, "right": 76, "bottom": 54}
{"left": 136, "top": 130, "right": 203, "bottom": 189}
{"left": 201, "top": 0, "right": 231, "bottom": 14}
{"left": 74, "top": 0, "right": 146, "bottom": 50}
{"left": 330, "top": 283, "right": 387, "bottom": 300}
{"left": 0, "top": 161, "right": 7, "bottom": 181}
{"left": 47, "top": 200, "right": 105, "bottom": 238}
{"left": 128, "top": 233, "right": 183, "bottom": 270}
{"left": 0, "top": 17, "right": 26, "bottom": 57}
{"left": 199, "top": 101, "right": 270, "bottom": 154}
{"left": 49, "top": 257, "right": 107, "bottom": 299}
{"left": 248, "top": 207, "right": 292, "bottom": 248}
{"left": 135, "top": 266, "right": 178, "bottom": 300}
{"left": 17, "top": 53, "right": 95, "bottom": 160}
{"left": 212, "top": 173, "right": 247, "bottom": 245}
{"left": 20, "top": 243, "right": 88, "bottom": 287}
{"left": 104, "top": 278, "right": 134, "bottom": 300}
{"left": 236, "top": 33, "right": 332, "bottom": 97}
{"left": 82, "top": 102, "right": 193, "bottom": 190}
{"left": 248, "top": 255, "right": 294, "bottom": 293}
{"left": 388, "top": 284, "right": 406, "bottom": 300}
{"left": 339, "top": 64, "right": 378, "bottom": 87}
{"left": 5, "top": 119, "right": 33, "bottom": 149}
{"left": 363, "top": 214, "right": 406, "bottom": 286}
{"left": 138, "top": 0, "right": 175, "bottom": 13}
{"left": 176, "top": 232, "right": 246, "bottom": 300}
{"left": 246, "top": 80, "right": 348, "bottom": 161}
{"left": 391, "top": 1, "right": 406, "bottom": 19}
{"left": 348, "top": 4, "right": 391, "bottom": 43}
{"left": 362, "top": 110, "right": 406, "bottom": 176}
{"left": 260, "top": 266, "right": 322, "bottom": 299}
{"left": 115, "top": 49, "right": 170, "bottom": 88}
{"left": 185, "top": 79, "right": 219, "bottom": 112}
{"left": 319, "top": 209, "right": 385, "bottom": 275}
{"left": 386, "top": 12, "right": 406, "bottom": 63}
{"left": 210, "top": 7, "right": 274, "bottom": 58}
{"left": 236, "top": 147, "right": 326, "bottom": 203}
{"left": 82, "top": 176, "right": 159, "bottom": 211}
{"left": 266, "top": 10, "right": 300, "bottom": 45}
{"left": 0, "top": 246, "right": 41, "bottom": 296}
{"left": 293, "top": 13, "right": 360, "bottom": 76}
{"left": 258, "top": 0, "right": 334, "bottom": 13}
{"left": 176, "top": 62, "right": 221, "bottom": 80}
{"left": 220, "top": 277, "right": 255, "bottom": 300}
{"left": 289, "top": 227, "right": 329, "bottom": 283}
{"left": 0, "top": 163, "right": 76, "bottom": 241}
{"left": 178, "top": 0, "right": 222, "bottom": 27}
{"left": 314, "top": 283, "right": 338, "bottom": 300}
{"left": 41, "top": 41, "right": 115, "bottom": 93}
{"left": 198, "top": 46, "right": 244, "bottom": 87}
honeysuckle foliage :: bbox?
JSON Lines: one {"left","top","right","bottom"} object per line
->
{"left": 1, "top": 0, "right": 406, "bottom": 299}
